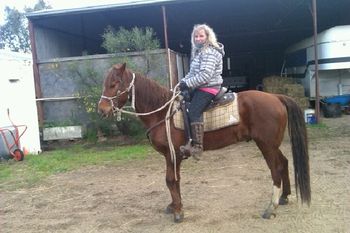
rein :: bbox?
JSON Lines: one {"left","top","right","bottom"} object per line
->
{"left": 145, "top": 109, "right": 177, "bottom": 139}
{"left": 100, "top": 73, "right": 181, "bottom": 180}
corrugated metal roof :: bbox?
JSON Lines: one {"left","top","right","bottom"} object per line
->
{"left": 26, "top": 0, "right": 200, "bottom": 19}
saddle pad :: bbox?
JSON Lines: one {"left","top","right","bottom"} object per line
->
{"left": 173, "top": 93, "right": 240, "bottom": 132}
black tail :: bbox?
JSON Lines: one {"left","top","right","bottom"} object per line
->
{"left": 277, "top": 95, "right": 311, "bottom": 205}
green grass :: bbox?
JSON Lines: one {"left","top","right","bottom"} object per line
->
{"left": 0, "top": 143, "right": 153, "bottom": 190}
{"left": 306, "top": 122, "right": 328, "bottom": 129}
{"left": 306, "top": 122, "right": 331, "bottom": 139}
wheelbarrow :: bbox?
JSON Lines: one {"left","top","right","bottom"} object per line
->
{"left": 0, "top": 109, "right": 27, "bottom": 161}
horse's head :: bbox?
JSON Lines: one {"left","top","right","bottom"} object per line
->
{"left": 98, "top": 63, "right": 132, "bottom": 117}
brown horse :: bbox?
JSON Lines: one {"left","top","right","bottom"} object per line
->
{"left": 98, "top": 63, "right": 311, "bottom": 223}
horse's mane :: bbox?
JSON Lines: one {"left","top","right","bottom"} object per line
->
{"left": 133, "top": 72, "right": 173, "bottom": 111}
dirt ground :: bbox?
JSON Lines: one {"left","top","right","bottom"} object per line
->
{"left": 1, "top": 115, "right": 350, "bottom": 233}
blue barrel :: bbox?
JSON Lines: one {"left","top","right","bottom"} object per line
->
{"left": 322, "top": 94, "right": 350, "bottom": 106}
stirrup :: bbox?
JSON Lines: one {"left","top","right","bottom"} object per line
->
{"left": 180, "top": 140, "right": 192, "bottom": 159}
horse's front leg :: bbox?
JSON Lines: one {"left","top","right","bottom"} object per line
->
{"left": 164, "top": 154, "right": 183, "bottom": 223}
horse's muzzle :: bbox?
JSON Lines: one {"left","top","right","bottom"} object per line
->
{"left": 98, "top": 99, "right": 113, "bottom": 117}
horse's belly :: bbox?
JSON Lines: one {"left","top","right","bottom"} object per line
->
{"left": 203, "top": 126, "right": 249, "bottom": 150}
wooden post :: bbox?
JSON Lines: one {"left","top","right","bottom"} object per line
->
{"left": 312, "top": 0, "right": 320, "bottom": 123}
{"left": 162, "top": 5, "right": 169, "bottom": 50}
{"left": 28, "top": 20, "right": 44, "bottom": 126}
{"left": 162, "top": 5, "right": 173, "bottom": 89}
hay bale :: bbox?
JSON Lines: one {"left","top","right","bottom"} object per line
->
{"left": 262, "top": 76, "right": 310, "bottom": 109}
{"left": 263, "top": 76, "right": 294, "bottom": 91}
{"left": 284, "top": 84, "right": 305, "bottom": 97}
{"left": 293, "top": 97, "right": 310, "bottom": 110}
{"left": 264, "top": 86, "right": 285, "bottom": 94}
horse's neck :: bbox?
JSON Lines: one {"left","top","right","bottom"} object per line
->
{"left": 133, "top": 75, "right": 172, "bottom": 116}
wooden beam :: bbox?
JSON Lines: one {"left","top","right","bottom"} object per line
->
{"left": 28, "top": 20, "right": 44, "bottom": 126}
{"left": 162, "top": 5, "right": 173, "bottom": 89}
{"left": 162, "top": 5, "right": 169, "bottom": 50}
{"left": 312, "top": 0, "right": 320, "bottom": 123}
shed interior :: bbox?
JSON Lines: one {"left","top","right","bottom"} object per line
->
{"left": 27, "top": 0, "right": 350, "bottom": 90}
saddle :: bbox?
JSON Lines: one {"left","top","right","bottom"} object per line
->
{"left": 207, "top": 87, "right": 235, "bottom": 110}
{"left": 173, "top": 87, "right": 240, "bottom": 132}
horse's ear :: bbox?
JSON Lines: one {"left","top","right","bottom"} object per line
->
{"left": 121, "top": 62, "right": 126, "bottom": 70}
{"left": 113, "top": 63, "right": 126, "bottom": 74}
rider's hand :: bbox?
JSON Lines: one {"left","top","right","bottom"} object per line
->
{"left": 181, "top": 89, "right": 191, "bottom": 102}
{"left": 179, "top": 81, "right": 189, "bottom": 92}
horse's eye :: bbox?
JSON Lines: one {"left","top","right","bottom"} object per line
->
{"left": 109, "top": 82, "right": 117, "bottom": 89}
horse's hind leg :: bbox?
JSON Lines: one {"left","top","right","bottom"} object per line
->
{"left": 279, "top": 151, "right": 291, "bottom": 205}
{"left": 164, "top": 155, "right": 184, "bottom": 223}
{"left": 257, "top": 145, "right": 289, "bottom": 219}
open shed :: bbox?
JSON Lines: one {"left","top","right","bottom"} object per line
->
{"left": 26, "top": 0, "right": 350, "bottom": 124}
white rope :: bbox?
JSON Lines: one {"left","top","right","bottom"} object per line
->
{"left": 165, "top": 87, "right": 179, "bottom": 181}
{"left": 126, "top": 84, "right": 180, "bottom": 180}
{"left": 101, "top": 74, "right": 181, "bottom": 181}
{"left": 115, "top": 91, "right": 180, "bottom": 116}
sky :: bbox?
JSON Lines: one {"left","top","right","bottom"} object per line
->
{"left": 0, "top": 0, "right": 141, "bottom": 23}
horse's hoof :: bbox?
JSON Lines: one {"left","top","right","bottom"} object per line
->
{"left": 165, "top": 204, "right": 174, "bottom": 214}
{"left": 262, "top": 211, "right": 276, "bottom": 219}
{"left": 174, "top": 211, "right": 184, "bottom": 223}
{"left": 279, "top": 197, "right": 289, "bottom": 205}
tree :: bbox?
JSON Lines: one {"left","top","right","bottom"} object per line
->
{"left": 0, "top": 0, "right": 51, "bottom": 53}
{"left": 25, "top": 0, "right": 51, "bottom": 12}
{"left": 101, "top": 26, "right": 160, "bottom": 53}
{"left": 101, "top": 26, "right": 160, "bottom": 74}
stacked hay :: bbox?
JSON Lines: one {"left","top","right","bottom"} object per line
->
{"left": 263, "top": 76, "right": 309, "bottom": 110}
{"left": 263, "top": 76, "right": 294, "bottom": 94}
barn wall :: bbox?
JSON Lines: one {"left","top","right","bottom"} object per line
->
{"left": 37, "top": 49, "right": 187, "bottom": 125}
{"left": 35, "top": 26, "right": 84, "bottom": 61}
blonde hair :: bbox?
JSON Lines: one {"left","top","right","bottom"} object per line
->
{"left": 190, "top": 24, "right": 220, "bottom": 57}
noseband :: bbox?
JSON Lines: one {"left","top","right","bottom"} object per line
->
{"left": 100, "top": 73, "right": 136, "bottom": 114}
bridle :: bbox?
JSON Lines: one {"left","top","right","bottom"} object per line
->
{"left": 100, "top": 73, "right": 136, "bottom": 114}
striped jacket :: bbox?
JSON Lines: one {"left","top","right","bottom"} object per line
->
{"left": 183, "top": 43, "right": 225, "bottom": 89}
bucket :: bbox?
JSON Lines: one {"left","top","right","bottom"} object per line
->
{"left": 307, "top": 114, "right": 316, "bottom": 124}
{"left": 304, "top": 109, "right": 315, "bottom": 123}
